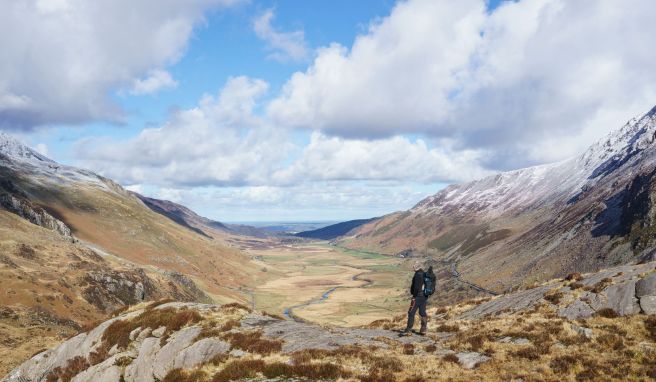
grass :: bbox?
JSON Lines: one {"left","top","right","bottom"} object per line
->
{"left": 45, "top": 356, "right": 89, "bottom": 382}
{"left": 222, "top": 330, "right": 282, "bottom": 355}
{"left": 591, "top": 278, "right": 613, "bottom": 293}
{"left": 90, "top": 307, "right": 202, "bottom": 365}
{"left": 163, "top": 368, "right": 207, "bottom": 382}
{"left": 543, "top": 290, "right": 564, "bottom": 304}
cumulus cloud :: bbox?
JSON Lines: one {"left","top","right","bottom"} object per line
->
{"left": 268, "top": 0, "right": 656, "bottom": 167}
{"left": 130, "top": 69, "right": 179, "bottom": 95}
{"left": 76, "top": 76, "right": 489, "bottom": 189}
{"left": 76, "top": 76, "right": 293, "bottom": 187}
{"left": 0, "top": 0, "right": 240, "bottom": 130}
{"left": 273, "top": 133, "right": 490, "bottom": 185}
{"left": 253, "top": 9, "right": 309, "bottom": 62}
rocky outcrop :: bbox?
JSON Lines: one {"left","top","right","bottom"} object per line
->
{"left": 2, "top": 302, "right": 442, "bottom": 382}
{"left": 459, "top": 262, "right": 656, "bottom": 320}
{"left": 0, "top": 191, "right": 72, "bottom": 239}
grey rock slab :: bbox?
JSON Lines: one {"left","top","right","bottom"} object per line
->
{"left": 173, "top": 338, "right": 230, "bottom": 369}
{"left": 640, "top": 295, "right": 656, "bottom": 314}
{"left": 456, "top": 352, "right": 491, "bottom": 369}
{"left": 591, "top": 280, "right": 640, "bottom": 316}
{"left": 124, "top": 337, "right": 161, "bottom": 382}
{"left": 230, "top": 349, "right": 247, "bottom": 358}
{"left": 458, "top": 286, "right": 551, "bottom": 320}
{"left": 558, "top": 298, "right": 595, "bottom": 320}
{"left": 152, "top": 326, "right": 202, "bottom": 380}
{"left": 71, "top": 355, "right": 122, "bottom": 382}
{"left": 636, "top": 274, "right": 656, "bottom": 298}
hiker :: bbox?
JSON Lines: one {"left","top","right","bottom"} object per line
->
{"left": 400, "top": 261, "right": 436, "bottom": 336}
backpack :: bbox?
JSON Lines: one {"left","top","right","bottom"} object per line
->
{"left": 423, "top": 266, "right": 437, "bottom": 297}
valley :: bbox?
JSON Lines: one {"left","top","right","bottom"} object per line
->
{"left": 237, "top": 240, "right": 410, "bottom": 326}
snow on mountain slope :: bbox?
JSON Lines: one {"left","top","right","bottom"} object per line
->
{"left": 413, "top": 105, "right": 656, "bottom": 219}
{"left": 0, "top": 132, "right": 120, "bottom": 190}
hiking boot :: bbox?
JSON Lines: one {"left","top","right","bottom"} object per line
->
{"left": 399, "top": 327, "right": 413, "bottom": 337}
{"left": 419, "top": 317, "right": 428, "bottom": 335}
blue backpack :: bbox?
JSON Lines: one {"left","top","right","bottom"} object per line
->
{"left": 423, "top": 266, "right": 437, "bottom": 297}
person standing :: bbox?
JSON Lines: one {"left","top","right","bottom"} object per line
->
{"left": 400, "top": 261, "right": 435, "bottom": 336}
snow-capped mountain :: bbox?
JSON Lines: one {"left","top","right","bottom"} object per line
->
{"left": 413, "top": 105, "right": 656, "bottom": 219}
{"left": 340, "top": 104, "right": 656, "bottom": 296}
{"left": 0, "top": 132, "right": 53, "bottom": 164}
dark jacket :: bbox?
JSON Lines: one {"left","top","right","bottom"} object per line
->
{"left": 410, "top": 269, "right": 425, "bottom": 298}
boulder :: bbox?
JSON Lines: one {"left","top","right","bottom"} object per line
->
{"left": 71, "top": 355, "right": 122, "bottom": 382}
{"left": 559, "top": 299, "right": 595, "bottom": 320}
{"left": 640, "top": 295, "right": 656, "bottom": 314}
{"left": 570, "top": 324, "right": 593, "bottom": 339}
{"left": 636, "top": 274, "right": 656, "bottom": 298}
{"left": 173, "top": 338, "right": 230, "bottom": 369}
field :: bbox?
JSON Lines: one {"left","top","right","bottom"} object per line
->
{"left": 246, "top": 241, "right": 413, "bottom": 326}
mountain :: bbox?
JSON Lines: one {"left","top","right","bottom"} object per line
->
{"left": 0, "top": 133, "right": 259, "bottom": 375}
{"left": 5, "top": 261, "right": 655, "bottom": 382}
{"left": 295, "top": 218, "right": 377, "bottom": 240}
{"left": 339, "top": 105, "right": 656, "bottom": 297}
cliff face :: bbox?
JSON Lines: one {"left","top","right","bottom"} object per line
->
{"left": 4, "top": 262, "right": 655, "bottom": 382}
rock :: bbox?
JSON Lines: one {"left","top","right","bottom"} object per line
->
{"left": 151, "top": 326, "right": 166, "bottom": 338}
{"left": 129, "top": 327, "right": 142, "bottom": 341}
{"left": 559, "top": 299, "right": 595, "bottom": 320}
{"left": 136, "top": 328, "right": 152, "bottom": 342}
{"left": 124, "top": 337, "right": 161, "bottom": 382}
{"left": 640, "top": 295, "right": 656, "bottom": 314}
{"left": 108, "top": 344, "right": 120, "bottom": 356}
{"left": 570, "top": 324, "right": 593, "bottom": 338}
{"left": 456, "top": 352, "right": 491, "bottom": 369}
{"left": 173, "top": 338, "right": 230, "bottom": 369}
{"left": 636, "top": 274, "right": 656, "bottom": 298}
{"left": 230, "top": 349, "right": 247, "bottom": 358}
{"left": 458, "top": 286, "right": 551, "bottom": 320}
{"left": 604, "top": 281, "right": 640, "bottom": 315}
{"left": 71, "top": 355, "right": 122, "bottom": 382}
{"left": 152, "top": 326, "right": 202, "bottom": 380}
{"left": 497, "top": 337, "right": 529, "bottom": 345}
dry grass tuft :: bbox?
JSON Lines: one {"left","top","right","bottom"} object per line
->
{"left": 591, "top": 278, "right": 613, "bottom": 293}
{"left": 261, "top": 311, "right": 285, "bottom": 320}
{"left": 595, "top": 308, "right": 619, "bottom": 318}
{"left": 644, "top": 316, "right": 656, "bottom": 340}
{"left": 222, "top": 330, "right": 282, "bottom": 355}
{"left": 402, "top": 343, "right": 415, "bottom": 355}
{"left": 424, "top": 344, "right": 437, "bottom": 353}
{"left": 211, "top": 359, "right": 265, "bottom": 382}
{"left": 443, "top": 353, "right": 459, "bottom": 364}
{"left": 162, "top": 368, "right": 207, "bottom": 382}
{"left": 220, "top": 302, "right": 252, "bottom": 312}
{"left": 114, "top": 356, "right": 132, "bottom": 367}
{"left": 569, "top": 282, "right": 584, "bottom": 290}
{"left": 543, "top": 290, "right": 564, "bottom": 304}
{"left": 513, "top": 346, "right": 540, "bottom": 360}
{"left": 550, "top": 354, "right": 577, "bottom": 374}
{"left": 45, "top": 356, "right": 90, "bottom": 382}
{"left": 435, "top": 323, "right": 460, "bottom": 332}
{"left": 565, "top": 272, "right": 583, "bottom": 281}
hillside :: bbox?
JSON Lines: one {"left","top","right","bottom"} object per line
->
{"left": 4, "top": 261, "right": 655, "bottom": 382}
{"left": 339, "top": 105, "right": 656, "bottom": 297}
{"left": 296, "top": 218, "right": 377, "bottom": 240}
{"left": 0, "top": 133, "right": 261, "bottom": 374}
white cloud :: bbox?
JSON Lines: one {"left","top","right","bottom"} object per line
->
{"left": 0, "top": 0, "right": 241, "bottom": 130}
{"left": 273, "top": 133, "right": 490, "bottom": 185}
{"left": 76, "top": 76, "right": 293, "bottom": 187}
{"left": 268, "top": 0, "right": 656, "bottom": 167}
{"left": 253, "top": 9, "right": 309, "bottom": 62}
{"left": 130, "top": 69, "right": 179, "bottom": 95}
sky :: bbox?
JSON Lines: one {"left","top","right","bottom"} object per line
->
{"left": 2, "top": 0, "right": 656, "bottom": 222}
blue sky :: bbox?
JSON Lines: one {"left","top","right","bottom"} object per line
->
{"left": 4, "top": 0, "right": 656, "bottom": 222}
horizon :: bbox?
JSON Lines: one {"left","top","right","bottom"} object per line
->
{"left": 3, "top": 0, "right": 656, "bottom": 221}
